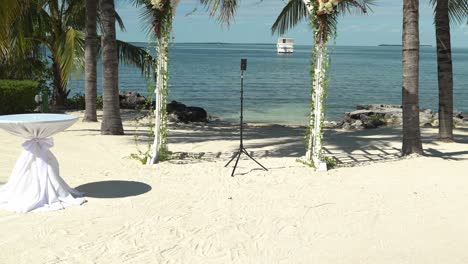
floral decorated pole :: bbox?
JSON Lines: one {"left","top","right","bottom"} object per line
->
{"left": 272, "top": 0, "right": 371, "bottom": 170}
{"left": 144, "top": 0, "right": 236, "bottom": 164}
{"left": 147, "top": 0, "right": 179, "bottom": 164}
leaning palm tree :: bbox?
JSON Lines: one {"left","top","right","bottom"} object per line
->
{"left": 101, "top": 0, "right": 124, "bottom": 135}
{"left": 141, "top": 0, "right": 239, "bottom": 164}
{"left": 402, "top": 0, "right": 423, "bottom": 155}
{"left": 429, "top": 0, "right": 468, "bottom": 141}
{"left": 272, "top": 0, "right": 373, "bottom": 169}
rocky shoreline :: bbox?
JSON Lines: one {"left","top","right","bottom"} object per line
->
{"left": 109, "top": 93, "right": 468, "bottom": 129}
{"left": 326, "top": 104, "right": 468, "bottom": 130}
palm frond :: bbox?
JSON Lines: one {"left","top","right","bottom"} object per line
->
{"left": 116, "top": 11, "right": 127, "bottom": 31}
{"left": 96, "top": 37, "right": 153, "bottom": 74}
{"left": 429, "top": 0, "right": 468, "bottom": 25}
{"left": 57, "top": 28, "right": 85, "bottom": 89}
{"left": 199, "top": 0, "right": 238, "bottom": 25}
{"left": 337, "top": 0, "right": 375, "bottom": 16}
{"left": 138, "top": 4, "right": 157, "bottom": 39}
{"left": 116, "top": 40, "right": 153, "bottom": 74}
{"left": 271, "top": 0, "right": 308, "bottom": 36}
{"left": 272, "top": 0, "right": 374, "bottom": 37}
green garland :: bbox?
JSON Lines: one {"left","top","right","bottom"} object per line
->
{"left": 131, "top": 1, "right": 174, "bottom": 164}
{"left": 303, "top": 0, "right": 356, "bottom": 167}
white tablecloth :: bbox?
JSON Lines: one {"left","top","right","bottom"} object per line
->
{"left": 0, "top": 114, "right": 85, "bottom": 213}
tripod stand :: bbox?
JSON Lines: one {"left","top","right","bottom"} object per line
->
{"left": 225, "top": 59, "right": 268, "bottom": 177}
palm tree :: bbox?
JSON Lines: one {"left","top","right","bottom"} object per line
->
{"left": 0, "top": 0, "right": 151, "bottom": 110}
{"left": 0, "top": 0, "right": 19, "bottom": 58}
{"left": 402, "top": 0, "right": 423, "bottom": 155}
{"left": 101, "top": 0, "right": 124, "bottom": 135}
{"left": 272, "top": 0, "right": 373, "bottom": 169}
{"left": 430, "top": 0, "right": 468, "bottom": 141}
{"left": 84, "top": 0, "right": 98, "bottom": 122}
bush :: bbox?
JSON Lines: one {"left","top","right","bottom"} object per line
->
{"left": 66, "top": 93, "right": 86, "bottom": 109}
{"left": 66, "top": 93, "right": 103, "bottom": 110}
{"left": 0, "top": 80, "right": 39, "bottom": 114}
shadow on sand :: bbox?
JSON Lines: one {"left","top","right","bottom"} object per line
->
{"left": 75, "top": 180, "right": 151, "bottom": 198}
{"left": 132, "top": 121, "right": 468, "bottom": 165}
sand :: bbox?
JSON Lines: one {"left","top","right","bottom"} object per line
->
{"left": 1, "top": 110, "right": 468, "bottom": 263}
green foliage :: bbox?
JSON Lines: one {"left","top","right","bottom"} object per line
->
{"left": 0, "top": 79, "right": 39, "bottom": 114}
{"left": 296, "top": 156, "right": 337, "bottom": 169}
{"left": 429, "top": 0, "right": 468, "bottom": 25}
{"left": 132, "top": 2, "right": 174, "bottom": 165}
{"left": 296, "top": 158, "right": 314, "bottom": 167}
{"left": 369, "top": 114, "right": 384, "bottom": 121}
{"left": 66, "top": 94, "right": 86, "bottom": 109}
{"left": 66, "top": 93, "right": 103, "bottom": 110}
{"left": 130, "top": 149, "right": 150, "bottom": 164}
{"left": 1, "top": 1, "right": 153, "bottom": 107}
{"left": 273, "top": 0, "right": 373, "bottom": 168}
{"left": 323, "top": 156, "right": 337, "bottom": 168}
{"left": 0, "top": 55, "right": 49, "bottom": 80}
{"left": 271, "top": 0, "right": 374, "bottom": 43}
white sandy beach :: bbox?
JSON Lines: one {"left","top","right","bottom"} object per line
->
{"left": 1, "top": 110, "right": 468, "bottom": 263}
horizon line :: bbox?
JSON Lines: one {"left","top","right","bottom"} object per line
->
{"left": 124, "top": 41, "right": 458, "bottom": 48}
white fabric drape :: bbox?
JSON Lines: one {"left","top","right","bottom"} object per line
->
{"left": 0, "top": 114, "right": 85, "bottom": 213}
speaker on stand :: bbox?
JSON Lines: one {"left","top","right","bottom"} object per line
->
{"left": 225, "top": 58, "right": 268, "bottom": 177}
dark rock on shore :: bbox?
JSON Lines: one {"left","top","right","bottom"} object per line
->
{"left": 167, "top": 100, "right": 208, "bottom": 123}
{"left": 119, "top": 92, "right": 147, "bottom": 109}
{"left": 118, "top": 92, "right": 209, "bottom": 123}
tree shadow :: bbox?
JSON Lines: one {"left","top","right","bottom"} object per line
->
{"left": 425, "top": 148, "right": 468, "bottom": 161}
{"left": 66, "top": 128, "right": 152, "bottom": 138}
{"left": 453, "top": 127, "right": 468, "bottom": 144}
{"left": 75, "top": 180, "right": 152, "bottom": 198}
{"left": 131, "top": 121, "right": 468, "bottom": 166}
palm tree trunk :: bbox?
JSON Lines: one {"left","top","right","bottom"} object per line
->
{"left": 52, "top": 59, "right": 66, "bottom": 109}
{"left": 435, "top": 0, "right": 454, "bottom": 142}
{"left": 100, "top": 0, "right": 124, "bottom": 135}
{"left": 402, "top": 0, "right": 423, "bottom": 155}
{"left": 305, "top": 40, "right": 327, "bottom": 170}
{"left": 84, "top": 0, "right": 98, "bottom": 122}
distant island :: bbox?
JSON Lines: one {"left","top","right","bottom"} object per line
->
{"left": 379, "top": 44, "right": 432, "bottom": 47}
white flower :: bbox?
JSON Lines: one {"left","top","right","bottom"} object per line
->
{"left": 151, "top": 0, "right": 161, "bottom": 8}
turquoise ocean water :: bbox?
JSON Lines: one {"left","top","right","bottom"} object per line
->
{"left": 70, "top": 43, "right": 468, "bottom": 125}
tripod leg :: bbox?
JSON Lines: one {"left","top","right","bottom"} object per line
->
{"left": 242, "top": 148, "right": 268, "bottom": 171}
{"left": 224, "top": 152, "right": 237, "bottom": 167}
{"left": 231, "top": 151, "right": 242, "bottom": 177}
{"left": 225, "top": 151, "right": 239, "bottom": 167}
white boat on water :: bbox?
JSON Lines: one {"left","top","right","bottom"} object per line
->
{"left": 277, "top": 38, "right": 294, "bottom": 53}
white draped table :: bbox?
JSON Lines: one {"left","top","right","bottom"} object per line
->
{"left": 0, "top": 114, "right": 85, "bottom": 213}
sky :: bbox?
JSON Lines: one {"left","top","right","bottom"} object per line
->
{"left": 115, "top": 0, "right": 467, "bottom": 47}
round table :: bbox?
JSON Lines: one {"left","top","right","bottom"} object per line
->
{"left": 0, "top": 114, "right": 85, "bottom": 213}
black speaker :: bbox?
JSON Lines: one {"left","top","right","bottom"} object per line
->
{"left": 240, "top": 59, "right": 247, "bottom": 71}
